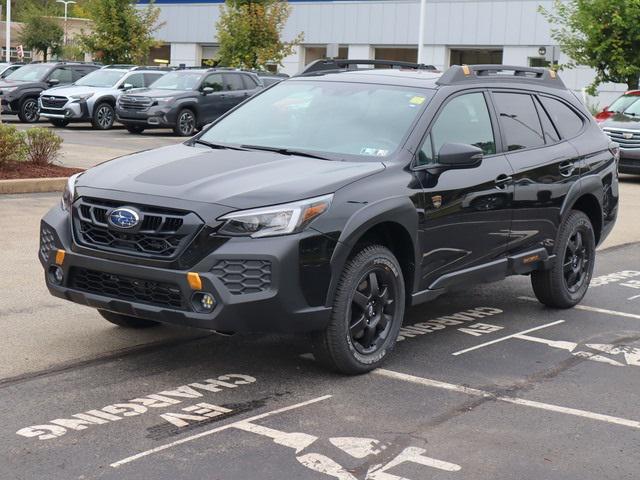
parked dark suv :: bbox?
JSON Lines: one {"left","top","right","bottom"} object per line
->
{"left": 116, "top": 68, "right": 262, "bottom": 136}
{"left": 40, "top": 62, "right": 619, "bottom": 374}
{"left": 0, "top": 62, "right": 99, "bottom": 122}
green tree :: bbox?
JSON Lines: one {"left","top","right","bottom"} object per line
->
{"left": 19, "top": 14, "right": 63, "bottom": 62}
{"left": 216, "top": 0, "right": 302, "bottom": 70}
{"left": 540, "top": 0, "right": 640, "bottom": 94}
{"left": 79, "top": 0, "right": 161, "bottom": 64}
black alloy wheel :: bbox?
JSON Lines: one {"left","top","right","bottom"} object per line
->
{"left": 19, "top": 98, "right": 39, "bottom": 123}
{"left": 563, "top": 229, "right": 590, "bottom": 293}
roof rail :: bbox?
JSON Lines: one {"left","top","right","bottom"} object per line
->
{"left": 102, "top": 64, "right": 137, "bottom": 69}
{"left": 299, "top": 58, "right": 438, "bottom": 76}
{"left": 436, "top": 64, "right": 565, "bottom": 89}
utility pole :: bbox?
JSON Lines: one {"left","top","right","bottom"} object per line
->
{"left": 417, "top": 0, "right": 426, "bottom": 64}
{"left": 5, "top": 0, "right": 11, "bottom": 62}
{"left": 56, "top": 0, "right": 76, "bottom": 45}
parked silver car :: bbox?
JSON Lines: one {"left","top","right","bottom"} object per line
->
{"left": 38, "top": 66, "right": 168, "bottom": 129}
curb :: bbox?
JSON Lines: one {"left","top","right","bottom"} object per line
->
{"left": 0, "top": 177, "right": 67, "bottom": 194}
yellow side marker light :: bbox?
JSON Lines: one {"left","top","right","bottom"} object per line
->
{"left": 187, "top": 272, "right": 203, "bottom": 291}
{"left": 55, "top": 249, "right": 66, "bottom": 265}
{"left": 462, "top": 65, "right": 471, "bottom": 76}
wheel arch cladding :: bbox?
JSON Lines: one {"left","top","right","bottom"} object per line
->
{"left": 327, "top": 197, "right": 419, "bottom": 307}
{"left": 98, "top": 96, "right": 116, "bottom": 107}
{"left": 571, "top": 193, "right": 602, "bottom": 245}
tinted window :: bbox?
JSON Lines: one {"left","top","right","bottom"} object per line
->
{"left": 493, "top": 92, "right": 544, "bottom": 151}
{"left": 49, "top": 67, "right": 73, "bottom": 84}
{"left": 534, "top": 97, "right": 560, "bottom": 144}
{"left": 125, "top": 73, "right": 145, "bottom": 88}
{"left": 428, "top": 92, "right": 496, "bottom": 162}
{"left": 242, "top": 74, "right": 258, "bottom": 90}
{"left": 539, "top": 96, "right": 584, "bottom": 139}
{"left": 202, "top": 73, "right": 224, "bottom": 91}
{"left": 223, "top": 73, "right": 245, "bottom": 91}
{"left": 143, "top": 73, "right": 163, "bottom": 86}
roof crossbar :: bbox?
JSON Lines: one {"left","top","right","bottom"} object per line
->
{"left": 436, "top": 64, "right": 565, "bottom": 89}
{"left": 299, "top": 58, "right": 438, "bottom": 76}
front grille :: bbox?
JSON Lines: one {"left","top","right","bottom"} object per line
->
{"left": 40, "top": 96, "right": 68, "bottom": 109}
{"left": 69, "top": 267, "right": 185, "bottom": 310}
{"left": 603, "top": 128, "right": 640, "bottom": 149}
{"left": 119, "top": 96, "right": 152, "bottom": 111}
{"left": 72, "top": 197, "right": 202, "bottom": 259}
{"left": 40, "top": 224, "right": 57, "bottom": 262}
{"left": 211, "top": 259, "right": 272, "bottom": 295}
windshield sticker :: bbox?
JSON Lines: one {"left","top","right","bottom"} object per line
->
{"left": 360, "top": 147, "right": 389, "bottom": 157}
{"left": 409, "top": 96, "right": 426, "bottom": 105}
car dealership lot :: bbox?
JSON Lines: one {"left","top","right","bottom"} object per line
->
{"left": 2, "top": 186, "right": 640, "bottom": 478}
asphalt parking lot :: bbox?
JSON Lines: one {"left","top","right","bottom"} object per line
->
{"left": 1, "top": 243, "right": 640, "bottom": 479}
{"left": 1, "top": 125, "right": 640, "bottom": 479}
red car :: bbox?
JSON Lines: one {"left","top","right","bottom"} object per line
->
{"left": 595, "top": 90, "right": 640, "bottom": 122}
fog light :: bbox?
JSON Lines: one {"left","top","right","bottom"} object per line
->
{"left": 48, "top": 265, "right": 64, "bottom": 285}
{"left": 192, "top": 292, "right": 215, "bottom": 313}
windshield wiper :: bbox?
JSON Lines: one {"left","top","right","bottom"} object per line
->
{"left": 241, "top": 144, "right": 331, "bottom": 160}
{"left": 192, "top": 139, "right": 247, "bottom": 151}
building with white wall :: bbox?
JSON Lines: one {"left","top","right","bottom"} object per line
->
{"left": 142, "top": 0, "right": 625, "bottom": 107}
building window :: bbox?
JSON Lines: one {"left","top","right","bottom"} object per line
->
{"left": 374, "top": 47, "right": 418, "bottom": 63}
{"left": 450, "top": 48, "right": 503, "bottom": 66}
{"left": 304, "top": 46, "right": 348, "bottom": 66}
{"left": 529, "top": 57, "right": 551, "bottom": 68}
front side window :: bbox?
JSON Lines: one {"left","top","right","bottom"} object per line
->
{"left": 493, "top": 92, "right": 544, "bottom": 151}
{"left": 49, "top": 67, "right": 73, "bottom": 84}
{"left": 124, "top": 73, "right": 145, "bottom": 88}
{"left": 200, "top": 80, "right": 433, "bottom": 158}
{"left": 202, "top": 73, "right": 224, "bottom": 91}
{"left": 420, "top": 92, "right": 495, "bottom": 165}
{"left": 143, "top": 73, "right": 164, "bottom": 86}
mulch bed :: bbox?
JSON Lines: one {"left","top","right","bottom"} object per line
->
{"left": 0, "top": 161, "right": 84, "bottom": 180}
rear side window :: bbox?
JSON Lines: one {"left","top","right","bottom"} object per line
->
{"left": 419, "top": 92, "right": 496, "bottom": 165}
{"left": 223, "top": 73, "right": 245, "bottom": 91}
{"left": 539, "top": 96, "right": 584, "bottom": 139}
{"left": 493, "top": 92, "right": 544, "bottom": 151}
{"left": 242, "top": 74, "right": 258, "bottom": 90}
{"left": 143, "top": 73, "right": 163, "bottom": 86}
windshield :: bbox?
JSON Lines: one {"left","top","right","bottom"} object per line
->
{"left": 610, "top": 94, "right": 640, "bottom": 114}
{"left": 75, "top": 69, "right": 126, "bottom": 87}
{"left": 200, "top": 80, "right": 432, "bottom": 158}
{"left": 6, "top": 64, "right": 50, "bottom": 82}
{"left": 151, "top": 71, "right": 203, "bottom": 90}
{"left": 623, "top": 99, "right": 640, "bottom": 117}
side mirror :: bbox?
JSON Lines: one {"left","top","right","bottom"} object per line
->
{"left": 438, "top": 143, "right": 483, "bottom": 168}
{"left": 122, "top": 83, "right": 134, "bottom": 90}
{"left": 48, "top": 78, "right": 60, "bottom": 86}
{"left": 201, "top": 87, "right": 214, "bottom": 95}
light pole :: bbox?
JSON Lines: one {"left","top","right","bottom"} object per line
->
{"left": 417, "top": 0, "right": 426, "bottom": 64}
{"left": 5, "top": 0, "right": 11, "bottom": 62}
{"left": 56, "top": 0, "right": 76, "bottom": 46}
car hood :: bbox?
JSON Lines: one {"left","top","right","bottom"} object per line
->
{"left": 77, "top": 144, "right": 385, "bottom": 209}
{"left": 0, "top": 79, "right": 31, "bottom": 89}
{"left": 42, "top": 85, "right": 105, "bottom": 97}
{"left": 599, "top": 114, "right": 640, "bottom": 130}
{"left": 122, "top": 88, "right": 185, "bottom": 99}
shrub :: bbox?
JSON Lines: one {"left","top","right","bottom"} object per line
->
{"left": 0, "top": 124, "right": 27, "bottom": 167}
{"left": 24, "top": 128, "right": 63, "bottom": 166}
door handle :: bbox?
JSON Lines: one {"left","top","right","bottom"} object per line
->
{"left": 559, "top": 161, "right": 575, "bottom": 177}
{"left": 494, "top": 174, "right": 512, "bottom": 189}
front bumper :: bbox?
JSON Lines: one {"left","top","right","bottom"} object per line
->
{"left": 619, "top": 149, "right": 640, "bottom": 174}
{"left": 39, "top": 99, "right": 89, "bottom": 121}
{"left": 40, "top": 203, "right": 333, "bottom": 334}
{"left": 116, "top": 105, "right": 175, "bottom": 127}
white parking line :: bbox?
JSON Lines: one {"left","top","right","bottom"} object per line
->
{"left": 451, "top": 320, "right": 565, "bottom": 356}
{"left": 110, "top": 395, "right": 332, "bottom": 468}
{"left": 375, "top": 369, "right": 640, "bottom": 430}
{"left": 518, "top": 296, "right": 640, "bottom": 320}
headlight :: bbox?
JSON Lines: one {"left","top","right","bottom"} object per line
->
{"left": 153, "top": 97, "right": 173, "bottom": 105}
{"left": 218, "top": 194, "right": 333, "bottom": 238}
{"left": 70, "top": 93, "right": 93, "bottom": 101}
{"left": 61, "top": 173, "right": 81, "bottom": 211}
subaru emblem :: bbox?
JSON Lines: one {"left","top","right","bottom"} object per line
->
{"left": 108, "top": 207, "right": 140, "bottom": 229}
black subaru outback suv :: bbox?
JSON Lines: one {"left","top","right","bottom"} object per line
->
{"left": 0, "top": 62, "right": 99, "bottom": 122}
{"left": 40, "top": 61, "right": 619, "bottom": 374}
{"left": 115, "top": 68, "right": 262, "bottom": 136}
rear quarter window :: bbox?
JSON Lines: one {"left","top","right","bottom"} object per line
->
{"left": 539, "top": 96, "right": 584, "bottom": 139}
